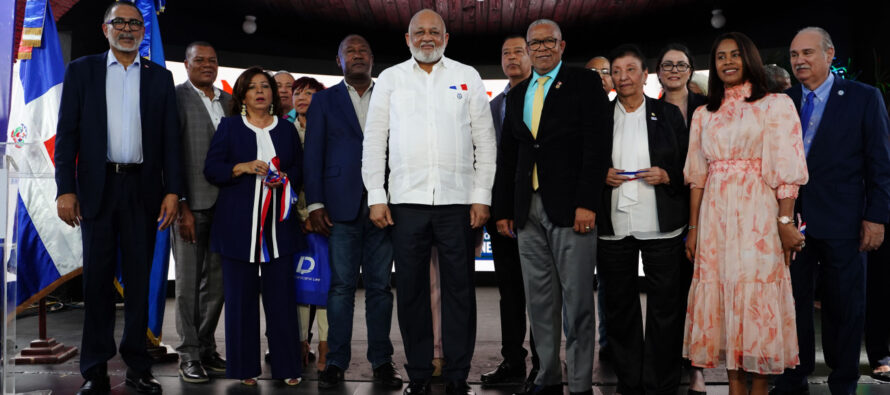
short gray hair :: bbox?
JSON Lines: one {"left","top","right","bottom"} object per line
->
{"left": 798, "top": 26, "right": 834, "bottom": 52}
{"left": 527, "top": 19, "right": 562, "bottom": 40}
{"left": 273, "top": 70, "right": 294, "bottom": 79}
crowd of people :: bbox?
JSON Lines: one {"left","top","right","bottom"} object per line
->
{"left": 53, "top": 2, "right": 890, "bottom": 395}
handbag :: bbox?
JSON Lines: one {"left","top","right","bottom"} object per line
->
{"left": 294, "top": 233, "right": 331, "bottom": 306}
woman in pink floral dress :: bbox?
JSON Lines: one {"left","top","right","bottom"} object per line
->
{"left": 683, "top": 32, "right": 809, "bottom": 395}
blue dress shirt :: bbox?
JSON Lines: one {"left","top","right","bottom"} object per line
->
{"left": 801, "top": 73, "right": 835, "bottom": 156}
{"left": 523, "top": 61, "right": 563, "bottom": 130}
{"left": 105, "top": 51, "right": 143, "bottom": 163}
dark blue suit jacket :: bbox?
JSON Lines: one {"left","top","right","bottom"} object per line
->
{"left": 55, "top": 52, "right": 183, "bottom": 219}
{"left": 204, "top": 116, "right": 305, "bottom": 261}
{"left": 303, "top": 81, "right": 366, "bottom": 223}
{"left": 786, "top": 77, "right": 890, "bottom": 239}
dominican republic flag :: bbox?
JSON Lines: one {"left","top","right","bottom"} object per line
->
{"left": 8, "top": 1, "right": 83, "bottom": 314}
{"left": 112, "top": 0, "right": 171, "bottom": 346}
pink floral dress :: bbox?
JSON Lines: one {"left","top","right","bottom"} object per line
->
{"left": 682, "top": 82, "right": 808, "bottom": 374}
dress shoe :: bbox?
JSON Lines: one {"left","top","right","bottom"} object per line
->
{"left": 373, "top": 361, "right": 404, "bottom": 389}
{"left": 481, "top": 360, "right": 526, "bottom": 386}
{"left": 514, "top": 384, "right": 563, "bottom": 395}
{"left": 179, "top": 360, "right": 209, "bottom": 383}
{"left": 125, "top": 369, "right": 163, "bottom": 394}
{"left": 446, "top": 380, "right": 475, "bottom": 395}
{"left": 201, "top": 352, "right": 227, "bottom": 373}
{"left": 872, "top": 368, "right": 890, "bottom": 382}
{"left": 404, "top": 380, "right": 430, "bottom": 395}
{"left": 768, "top": 386, "right": 810, "bottom": 395}
{"left": 318, "top": 364, "right": 344, "bottom": 389}
{"left": 76, "top": 376, "right": 110, "bottom": 395}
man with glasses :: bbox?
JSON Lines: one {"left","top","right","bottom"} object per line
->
{"left": 585, "top": 56, "right": 613, "bottom": 93}
{"left": 56, "top": 2, "right": 182, "bottom": 394}
{"left": 494, "top": 19, "right": 610, "bottom": 395}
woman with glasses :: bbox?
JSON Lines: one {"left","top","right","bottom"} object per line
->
{"left": 204, "top": 66, "right": 305, "bottom": 386}
{"left": 655, "top": 43, "right": 708, "bottom": 395}
{"left": 683, "top": 33, "right": 807, "bottom": 395}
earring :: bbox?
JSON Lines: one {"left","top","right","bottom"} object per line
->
{"left": 241, "top": 104, "right": 246, "bottom": 116}
{"left": 269, "top": 105, "right": 275, "bottom": 115}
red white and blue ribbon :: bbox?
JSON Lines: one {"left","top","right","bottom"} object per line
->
{"left": 255, "top": 157, "right": 298, "bottom": 262}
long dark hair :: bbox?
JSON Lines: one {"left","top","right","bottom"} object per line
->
{"left": 230, "top": 66, "right": 282, "bottom": 116}
{"left": 655, "top": 43, "right": 695, "bottom": 87}
{"left": 705, "top": 32, "right": 768, "bottom": 112}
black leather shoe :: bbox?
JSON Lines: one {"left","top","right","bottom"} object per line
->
{"left": 76, "top": 376, "right": 110, "bottom": 395}
{"left": 125, "top": 369, "right": 163, "bottom": 394}
{"left": 446, "top": 380, "right": 475, "bottom": 395}
{"left": 201, "top": 353, "right": 226, "bottom": 374}
{"left": 481, "top": 360, "right": 526, "bottom": 386}
{"left": 318, "top": 365, "right": 344, "bottom": 389}
{"left": 373, "top": 362, "right": 404, "bottom": 389}
{"left": 179, "top": 360, "right": 209, "bottom": 383}
{"left": 514, "top": 384, "right": 563, "bottom": 395}
{"left": 404, "top": 380, "right": 430, "bottom": 395}
{"left": 768, "top": 386, "right": 810, "bottom": 395}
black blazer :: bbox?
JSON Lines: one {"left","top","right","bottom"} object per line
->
{"left": 597, "top": 96, "right": 690, "bottom": 236}
{"left": 494, "top": 65, "right": 611, "bottom": 228}
{"left": 55, "top": 52, "right": 183, "bottom": 219}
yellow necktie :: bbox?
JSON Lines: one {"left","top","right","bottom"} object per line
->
{"left": 531, "top": 76, "right": 550, "bottom": 190}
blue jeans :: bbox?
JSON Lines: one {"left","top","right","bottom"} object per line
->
{"left": 325, "top": 203, "right": 395, "bottom": 370}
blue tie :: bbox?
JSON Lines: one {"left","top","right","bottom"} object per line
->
{"left": 801, "top": 91, "right": 816, "bottom": 155}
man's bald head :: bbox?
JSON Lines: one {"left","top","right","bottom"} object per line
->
{"left": 406, "top": 9, "right": 449, "bottom": 65}
{"left": 586, "top": 56, "right": 613, "bottom": 91}
{"left": 409, "top": 9, "right": 446, "bottom": 35}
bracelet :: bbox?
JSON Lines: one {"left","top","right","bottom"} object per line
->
{"left": 688, "top": 225, "right": 697, "bottom": 230}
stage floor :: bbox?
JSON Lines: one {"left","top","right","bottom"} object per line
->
{"left": 9, "top": 287, "right": 890, "bottom": 394}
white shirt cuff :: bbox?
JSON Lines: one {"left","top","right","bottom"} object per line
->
{"left": 307, "top": 203, "right": 325, "bottom": 213}
{"left": 470, "top": 188, "right": 492, "bottom": 206}
{"left": 367, "top": 188, "right": 388, "bottom": 206}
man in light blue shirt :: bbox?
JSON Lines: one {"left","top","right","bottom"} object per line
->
{"left": 106, "top": 50, "right": 142, "bottom": 163}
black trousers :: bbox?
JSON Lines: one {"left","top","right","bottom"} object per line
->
{"left": 79, "top": 171, "right": 156, "bottom": 378}
{"left": 867, "top": 241, "right": 890, "bottom": 368}
{"left": 391, "top": 204, "right": 476, "bottom": 382}
{"left": 597, "top": 235, "right": 684, "bottom": 395}
{"left": 486, "top": 217, "right": 539, "bottom": 368}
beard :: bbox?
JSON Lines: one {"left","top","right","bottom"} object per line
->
{"left": 410, "top": 41, "right": 446, "bottom": 63}
{"left": 108, "top": 32, "right": 141, "bottom": 53}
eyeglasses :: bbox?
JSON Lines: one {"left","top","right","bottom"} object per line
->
{"left": 660, "top": 62, "right": 690, "bottom": 72}
{"left": 105, "top": 18, "right": 144, "bottom": 31}
{"left": 589, "top": 68, "right": 610, "bottom": 76}
{"left": 528, "top": 38, "right": 559, "bottom": 51}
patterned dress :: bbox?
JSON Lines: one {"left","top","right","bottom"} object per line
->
{"left": 683, "top": 82, "right": 808, "bottom": 374}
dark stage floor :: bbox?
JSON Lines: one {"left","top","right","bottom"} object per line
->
{"left": 9, "top": 287, "right": 890, "bottom": 394}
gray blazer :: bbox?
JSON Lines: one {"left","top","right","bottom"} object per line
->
{"left": 175, "top": 82, "right": 232, "bottom": 210}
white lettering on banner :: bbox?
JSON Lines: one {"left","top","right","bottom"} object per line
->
{"left": 296, "top": 256, "right": 316, "bottom": 274}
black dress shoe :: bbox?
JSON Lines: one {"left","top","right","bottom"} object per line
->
{"left": 514, "top": 384, "right": 563, "bottom": 395}
{"left": 76, "top": 376, "right": 110, "bottom": 395}
{"left": 404, "top": 380, "right": 430, "bottom": 395}
{"left": 481, "top": 360, "right": 526, "bottom": 386}
{"left": 318, "top": 364, "right": 344, "bottom": 389}
{"left": 446, "top": 380, "right": 475, "bottom": 395}
{"left": 373, "top": 362, "right": 404, "bottom": 389}
{"left": 201, "top": 353, "right": 226, "bottom": 373}
{"left": 768, "top": 386, "right": 810, "bottom": 395}
{"left": 126, "top": 369, "right": 163, "bottom": 394}
{"left": 179, "top": 360, "right": 209, "bottom": 383}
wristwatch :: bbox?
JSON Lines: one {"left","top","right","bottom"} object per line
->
{"left": 777, "top": 215, "right": 794, "bottom": 225}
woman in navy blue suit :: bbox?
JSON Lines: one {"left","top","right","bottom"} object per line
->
{"left": 204, "top": 66, "right": 305, "bottom": 386}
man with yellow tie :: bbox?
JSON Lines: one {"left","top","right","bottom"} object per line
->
{"left": 493, "top": 19, "right": 611, "bottom": 395}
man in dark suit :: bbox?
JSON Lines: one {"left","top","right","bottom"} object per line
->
{"left": 172, "top": 41, "right": 230, "bottom": 384}
{"left": 303, "top": 34, "right": 402, "bottom": 390}
{"left": 481, "top": 34, "right": 540, "bottom": 389}
{"left": 55, "top": 2, "right": 182, "bottom": 394}
{"left": 494, "top": 19, "right": 611, "bottom": 395}
{"left": 773, "top": 27, "right": 890, "bottom": 395}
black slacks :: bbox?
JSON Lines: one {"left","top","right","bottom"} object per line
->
{"left": 391, "top": 204, "right": 476, "bottom": 382}
{"left": 597, "top": 235, "right": 684, "bottom": 395}
{"left": 486, "top": 217, "right": 538, "bottom": 368}
{"left": 867, "top": 241, "right": 890, "bottom": 368}
{"left": 79, "top": 171, "right": 156, "bottom": 378}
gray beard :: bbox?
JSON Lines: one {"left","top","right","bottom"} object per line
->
{"left": 410, "top": 44, "right": 445, "bottom": 64}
